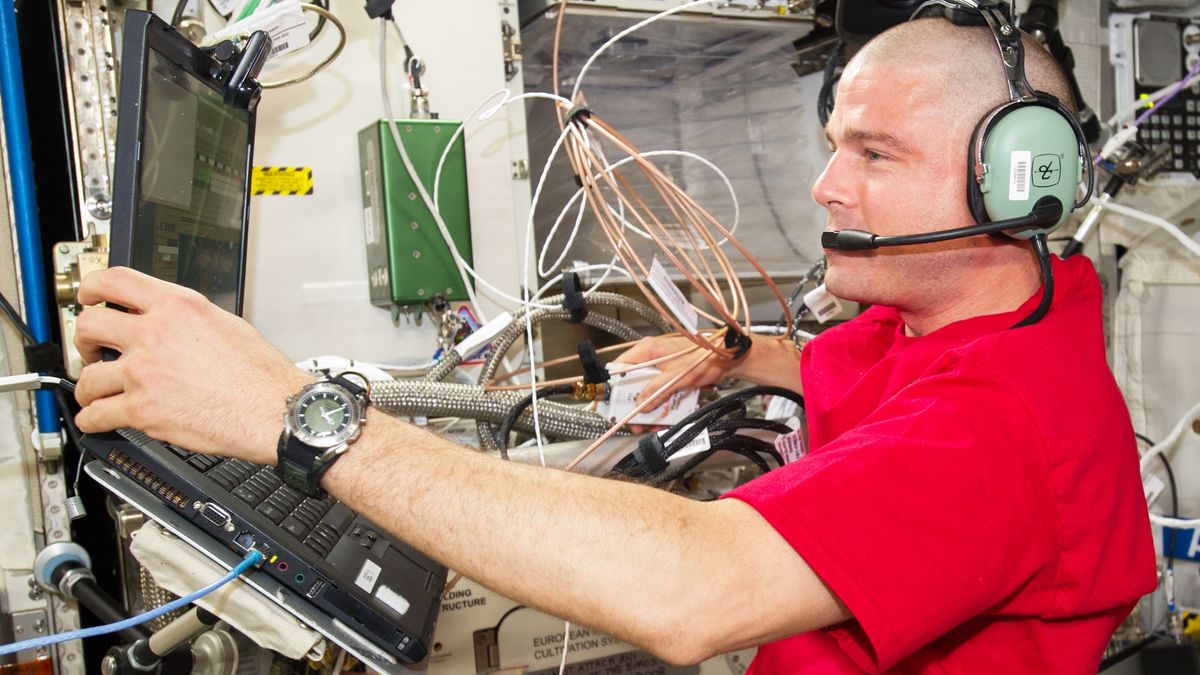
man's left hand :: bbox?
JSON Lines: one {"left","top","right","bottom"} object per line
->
{"left": 72, "top": 267, "right": 311, "bottom": 464}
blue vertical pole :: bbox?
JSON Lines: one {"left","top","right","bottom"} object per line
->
{"left": 0, "top": 0, "right": 61, "bottom": 435}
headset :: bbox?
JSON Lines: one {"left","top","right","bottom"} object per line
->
{"left": 820, "top": 0, "right": 1094, "bottom": 253}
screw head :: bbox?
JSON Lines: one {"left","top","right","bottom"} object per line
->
{"left": 1000, "top": 24, "right": 1013, "bottom": 35}
{"left": 417, "top": 289, "right": 426, "bottom": 296}
{"left": 412, "top": 250, "right": 422, "bottom": 259}
{"left": 58, "top": 244, "right": 70, "bottom": 254}
{"left": 410, "top": 221, "right": 420, "bottom": 230}
{"left": 101, "top": 655, "right": 117, "bottom": 675}
{"left": 408, "top": 192, "right": 417, "bottom": 201}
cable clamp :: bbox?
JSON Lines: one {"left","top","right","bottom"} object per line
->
{"left": 560, "top": 272, "right": 588, "bottom": 324}
{"left": 565, "top": 104, "right": 592, "bottom": 126}
{"left": 723, "top": 326, "right": 753, "bottom": 360}
{"left": 632, "top": 434, "right": 669, "bottom": 475}
{"left": 24, "top": 342, "right": 64, "bottom": 376}
{"left": 576, "top": 339, "right": 610, "bottom": 385}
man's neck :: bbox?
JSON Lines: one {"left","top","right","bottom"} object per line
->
{"left": 900, "top": 254, "right": 1043, "bottom": 337}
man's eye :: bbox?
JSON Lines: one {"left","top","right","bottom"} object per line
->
{"left": 865, "top": 150, "right": 886, "bottom": 161}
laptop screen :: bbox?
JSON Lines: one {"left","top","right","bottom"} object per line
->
{"left": 110, "top": 13, "right": 255, "bottom": 316}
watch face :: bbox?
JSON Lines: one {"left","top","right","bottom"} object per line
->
{"left": 290, "top": 383, "right": 361, "bottom": 448}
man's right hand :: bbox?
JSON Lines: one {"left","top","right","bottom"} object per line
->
{"left": 612, "top": 333, "right": 805, "bottom": 412}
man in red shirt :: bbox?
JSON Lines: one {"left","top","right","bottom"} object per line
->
{"left": 71, "top": 13, "right": 1155, "bottom": 675}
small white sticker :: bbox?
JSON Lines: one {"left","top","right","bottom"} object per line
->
{"left": 354, "top": 559, "right": 381, "bottom": 594}
{"left": 765, "top": 396, "right": 798, "bottom": 421}
{"left": 375, "top": 584, "right": 411, "bottom": 616}
{"left": 212, "top": 0, "right": 311, "bottom": 60}
{"left": 646, "top": 257, "right": 698, "bottom": 334}
{"left": 363, "top": 206, "right": 377, "bottom": 245}
{"left": 803, "top": 284, "right": 842, "bottom": 324}
{"left": 1009, "top": 150, "right": 1031, "bottom": 202}
{"left": 659, "top": 425, "right": 712, "bottom": 461}
{"left": 1144, "top": 474, "right": 1165, "bottom": 506}
{"left": 775, "top": 428, "right": 807, "bottom": 464}
{"left": 600, "top": 364, "right": 700, "bottom": 426}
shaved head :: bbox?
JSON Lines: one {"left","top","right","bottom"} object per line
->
{"left": 851, "top": 18, "right": 1077, "bottom": 132}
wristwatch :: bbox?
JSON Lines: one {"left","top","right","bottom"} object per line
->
{"left": 276, "top": 372, "right": 370, "bottom": 497}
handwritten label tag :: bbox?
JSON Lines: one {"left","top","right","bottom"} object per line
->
{"left": 646, "top": 257, "right": 697, "bottom": 334}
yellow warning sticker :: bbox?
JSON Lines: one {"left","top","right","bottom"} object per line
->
{"left": 251, "top": 166, "right": 313, "bottom": 196}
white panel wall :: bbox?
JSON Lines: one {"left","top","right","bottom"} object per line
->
{"left": 236, "top": 1, "right": 527, "bottom": 362}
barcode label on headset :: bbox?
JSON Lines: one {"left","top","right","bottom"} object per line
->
{"left": 1009, "top": 150, "right": 1031, "bottom": 201}
{"left": 803, "top": 284, "right": 843, "bottom": 324}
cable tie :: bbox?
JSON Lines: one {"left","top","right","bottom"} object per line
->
{"left": 723, "top": 326, "right": 753, "bottom": 360}
{"left": 560, "top": 272, "right": 588, "bottom": 323}
{"left": 632, "top": 434, "right": 669, "bottom": 475}
{"left": 576, "top": 339, "right": 610, "bottom": 386}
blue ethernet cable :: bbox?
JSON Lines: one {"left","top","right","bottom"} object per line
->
{"left": 0, "top": 549, "right": 264, "bottom": 656}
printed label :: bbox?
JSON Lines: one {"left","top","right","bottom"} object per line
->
{"left": 355, "top": 559, "right": 381, "bottom": 593}
{"left": 803, "top": 284, "right": 842, "bottom": 323}
{"left": 775, "top": 428, "right": 807, "bottom": 464}
{"left": 1144, "top": 474, "right": 1165, "bottom": 506}
{"left": 647, "top": 257, "right": 698, "bottom": 334}
{"left": 375, "top": 584, "right": 410, "bottom": 616}
{"left": 659, "top": 426, "right": 712, "bottom": 460}
{"left": 1009, "top": 150, "right": 1031, "bottom": 202}
{"left": 252, "top": 166, "right": 313, "bottom": 196}
{"left": 213, "top": 0, "right": 311, "bottom": 59}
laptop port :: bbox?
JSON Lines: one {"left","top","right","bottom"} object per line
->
{"left": 306, "top": 580, "right": 326, "bottom": 599}
{"left": 233, "top": 532, "right": 256, "bottom": 551}
{"left": 199, "top": 502, "right": 230, "bottom": 528}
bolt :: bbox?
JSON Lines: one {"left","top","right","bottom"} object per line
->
{"left": 412, "top": 250, "right": 422, "bottom": 259}
{"left": 34, "top": 619, "right": 45, "bottom": 633}
{"left": 58, "top": 244, "right": 70, "bottom": 254}
{"left": 101, "top": 655, "right": 117, "bottom": 675}
{"left": 405, "top": 125, "right": 413, "bottom": 133}
{"left": 1000, "top": 24, "right": 1013, "bottom": 36}
{"left": 434, "top": 126, "right": 441, "bottom": 134}
{"left": 14, "top": 626, "right": 22, "bottom": 635}
{"left": 408, "top": 192, "right": 417, "bottom": 201}
{"left": 410, "top": 221, "right": 420, "bottom": 230}
{"left": 417, "top": 289, "right": 426, "bottom": 296}
{"left": 446, "top": 287, "right": 454, "bottom": 294}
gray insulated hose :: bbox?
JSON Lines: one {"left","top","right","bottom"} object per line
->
{"left": 424, "top": 292, "right": 672, "bottom": 383}
{"left": 370, "top": 380, "right": 619, "bottom": 442}
{"left": 472, "top": 293, "right": 672, "bottom": 450}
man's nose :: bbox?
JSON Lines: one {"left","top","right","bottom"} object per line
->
{"left": 811, "top": 151, "right": 852, "bottom": 211}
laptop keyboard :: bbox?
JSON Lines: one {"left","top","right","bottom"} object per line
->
{"left": 166, "top": 444, "right": 354, "bottom": 559}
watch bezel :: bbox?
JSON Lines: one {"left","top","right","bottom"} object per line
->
{"left": 286, "top": 381, "right": 365, "bottom": 449}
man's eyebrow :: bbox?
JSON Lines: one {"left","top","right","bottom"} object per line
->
{"left": 825, "top": 127, "right": 914, "bottom": 154}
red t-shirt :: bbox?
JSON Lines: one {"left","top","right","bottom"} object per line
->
{"left": 726, "top": 255, "right": 1156, "bottom": 674}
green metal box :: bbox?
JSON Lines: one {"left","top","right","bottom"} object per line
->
{"left": 358, "top": 119, "right": 473, "bottom": 308}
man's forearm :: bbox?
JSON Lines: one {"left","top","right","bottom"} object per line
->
{"left": 319, "top": 411, "right": 825, "bottom": 663}
{"left": 730, "top": 336, "right": 803, "bottom": 392}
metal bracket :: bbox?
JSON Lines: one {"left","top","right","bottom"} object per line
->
{"left": 501, "top": 21, "right": 522, "bottom": 81}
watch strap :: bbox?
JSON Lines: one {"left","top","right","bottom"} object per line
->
{"left": 277, "top": 431, "right": 343, "bottom": 497}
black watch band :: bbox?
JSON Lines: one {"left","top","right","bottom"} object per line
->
{"left": 275, "top": 373, "right": 370, "bottom": 498}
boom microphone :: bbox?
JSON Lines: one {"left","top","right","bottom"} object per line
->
{"left": 821, "top": 196, "right": 1063, "bottom": 251}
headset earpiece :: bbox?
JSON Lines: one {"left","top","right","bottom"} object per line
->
{"left": 965, "top": 97, "right": 1087, "bottom": 240}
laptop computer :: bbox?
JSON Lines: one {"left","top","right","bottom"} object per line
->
{"left": 81, "top": 10, "right": 446, "bottom": 670}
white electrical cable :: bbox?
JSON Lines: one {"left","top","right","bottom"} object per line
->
{"left": 1141, "top": 401, "right": 1200, "bottom": 529}
{"left": 558, "top": 620, "right": 572, "bottom": 675}
{"left": 530, "top": 262, "right": 633, "bottom": 300}
{"left": 1093, "top": 200, "right": 1200, "bottom": 260}
{"left": 571, "top": 0, "right": 715, "bottom": 101}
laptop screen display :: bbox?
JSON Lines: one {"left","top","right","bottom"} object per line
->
{"left": 133, "top": 49, "right": 251, "bottom": 315}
